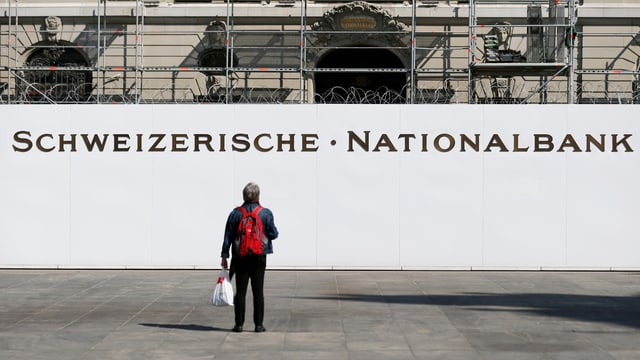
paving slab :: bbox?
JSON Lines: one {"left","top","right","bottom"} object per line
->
{"left": 1, "top": 270, "right": 639, "bottom": 359}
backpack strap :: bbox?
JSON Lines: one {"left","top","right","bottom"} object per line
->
{"left": 237, "top": 206, "right": 248, "bottom": 217}
{"left": 237, "top": 205, "right": 262, "bottom": 217}
{"left": 236, "top": 205, "right": 263, "bottom": 234}
{"left": 249, "top": 205, "right": 263, "bottom": 217}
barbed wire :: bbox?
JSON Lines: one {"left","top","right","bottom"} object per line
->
{"left": 2, "top": 79, "right": 639, "bottom": 105}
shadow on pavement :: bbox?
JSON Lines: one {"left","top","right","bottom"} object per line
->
{"left": 298, "top": 293, "right": 640, "bottom": 329}
{"left": 139, "top": 323, "right": 229, "bottom": 332}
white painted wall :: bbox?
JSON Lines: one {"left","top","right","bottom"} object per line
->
{"left": 1, "top": 104, "right": 639, "bottom": 270}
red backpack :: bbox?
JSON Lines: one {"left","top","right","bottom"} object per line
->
{"left": 237, "top": 206, "right": 265, "bottom": 256}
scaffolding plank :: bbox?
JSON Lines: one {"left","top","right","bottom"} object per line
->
{"left": 470, "top": 63, "right": 569, "bottom": 77}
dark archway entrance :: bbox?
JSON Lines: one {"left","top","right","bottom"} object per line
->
{"left": 314, "top": 47, "right": 407, "bottom": 104}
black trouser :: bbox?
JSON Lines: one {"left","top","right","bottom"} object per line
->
{"left": 233, "top": 255, "right": 266, "bottom": 327}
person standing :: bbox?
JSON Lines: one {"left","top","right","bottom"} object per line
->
{"left": 221, "top": 182, "right": 278, "bottom": 333}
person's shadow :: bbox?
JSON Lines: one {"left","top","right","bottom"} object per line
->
{"left": 139, "top": 323, "right": 228, "bottom": 332}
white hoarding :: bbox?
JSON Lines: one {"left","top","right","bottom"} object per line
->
{"left": 1, "top": 104, "right": 638, "bottom": 270}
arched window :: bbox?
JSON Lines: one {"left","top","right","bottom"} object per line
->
{"left": 21, "top": 42, "right": 93, "bottom": 103}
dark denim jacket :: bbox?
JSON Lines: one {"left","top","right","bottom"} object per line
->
{"left": 221, "top": 201, "right": 279, "bottom": 259}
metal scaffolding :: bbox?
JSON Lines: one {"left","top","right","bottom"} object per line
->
{"left": 1, "top": 0, "right": 640, "bottom": 104}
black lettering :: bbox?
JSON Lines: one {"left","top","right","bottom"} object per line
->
{"left": 612, "top": 134, "right": 633, "bottom": 152}
{"left": 194, "top": 134, "right": 214, "bottom": 152}
{"left": 534, "top": 134, "right": 554, "bottom": 152}
{"left": 232, "top": 133, "right": 250, "bottom": 152}
{"left": 557, "top": 134, "right": 582, "bottom": 152}
{"left": 136, "top": 134, "right": 143, "bottom": 152}
{"left": 172, "top": 134, "right": 189, "bottom": 152}
{"left": 113, "top": 134, "right": 130, "bottom": 152}
{"left": 434, "top": 134, "right": 455, "bottom": 152}
{"left": 586, "top": 134, "right": 605, "bottom": 152}
{"left": 277, "top": 134, "right": 295, "bottom": 152}
{"left": 348, "top": 131, "right": 369, "bottom": 152}
{"left": 255, "top": 133, "right": 273, "bottom": 152}
{"left": 484, "top": 134, "right": 508, "bottom": 152}
{"left": 81, "top": 134, "right": 108, "bottom": 152}
{"left": 513, "top": 134, "right": 529, "bottom": 152}
{"left": 13, "top": 131, "right": 33, "bottom": 152}
{"left": 148, "top": 134, "right": 166, "bottom": 152}
{"left": 36, "top": 134, "right": 55, "bottom": 152}
{"left": 58, "top": 134, "right": 77, "bottom": 152}
{"left": 460, "top": 134, "right": 480, "bottom": 152}
{"left": 373, "top": 134, "right": 397, "bottom": 152}
{"left": 219, "top": 134, "right": 226, "bottom": 152}
{"left": 397, "top": 134, "right": 416, "bottom": 152}
{"left": 301, "top": 134, "right": 319, "bottom": 152}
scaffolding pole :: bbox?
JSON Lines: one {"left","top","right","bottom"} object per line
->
{"left": 300, "top": 0, "right": 306, "bottom": 104}
{"left": 96, "top": 0, "right": 101, "bottom": 104}
{"left": 568, "top": 0, "right": 575, "bottom": 104}
{"left": 410, "top": 0, "right": 416, "bottom": 104}
{"left": 7, "top": 0, "right": 12, "bottom": 103}
{"left": 468, "top": 0, "right": 476, "bottom": 104}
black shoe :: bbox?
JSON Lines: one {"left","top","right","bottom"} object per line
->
{"left": 255, "top": 325, "right": 266, "bottom": 333}
{"left": 232, "top": 325, "right": 243, "bottom": 333}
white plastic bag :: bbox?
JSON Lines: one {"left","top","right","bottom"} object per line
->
{"left": 211, "top": 269, "right": 234, "bottom": 306}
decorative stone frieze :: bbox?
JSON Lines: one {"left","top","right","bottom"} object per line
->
{"left": 308, "top": 1, "right": 410, "bottom": 64}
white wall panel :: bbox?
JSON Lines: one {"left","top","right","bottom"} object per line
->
{"left": 68, "top": 106, "right": 154, "bottom": 266}
{"left": 398, "top": 106, "right": 484, "bottom": 267}
{"left": 565, "top": 106, "right": 640, "bottom": 268}
{"left": 316, "top": 105, "right": 401, "bottom": 268}
{"left": 1, "top": 104, "right": 639, "bottom": 269}
{"left": 232, "top": 105, "right": 320, "bottom": 268}
{"left": 149, "top": 105, "right": 236, "bottom": 266}
{"left": 481, "top": 106, "right": 568, "bottom": 267}
{"left": 1, "top": 106, "right": 71, "bottom": 265}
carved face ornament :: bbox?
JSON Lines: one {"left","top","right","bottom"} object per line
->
{"left": 44, "top": 16, "right": 63, "bottom": 43}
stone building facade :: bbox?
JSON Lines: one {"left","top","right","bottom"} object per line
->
{"left": 1, "top": 0, "right": 640, "bottom": 104}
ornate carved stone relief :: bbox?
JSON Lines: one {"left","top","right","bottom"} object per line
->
{"left": 308, "top": 1, "right": 410, "bottom": 63}
{"left": 312, "top": 1, "right": 407, "bottom": 32}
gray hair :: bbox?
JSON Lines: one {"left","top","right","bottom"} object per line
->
{"left": 242, "top": 182, "right": 260, "bottom": 202}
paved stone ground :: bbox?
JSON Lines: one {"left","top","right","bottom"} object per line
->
{"left": 1, "top": 270, "right": 639, "bottom": 359}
